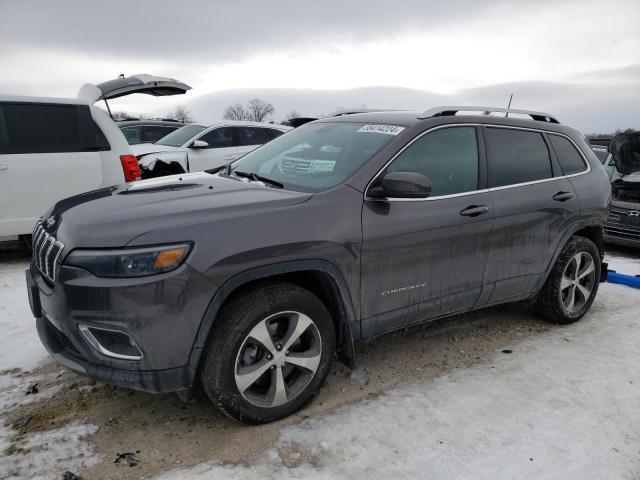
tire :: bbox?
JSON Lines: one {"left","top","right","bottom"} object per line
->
{"left": 200, "top": 282, "right": 335, "bottom": 424}
{"left": 536, "top": 236, "right": 601, "bottom": 324}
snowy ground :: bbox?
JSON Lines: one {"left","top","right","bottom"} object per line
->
{"left": 1, "top": 241, "right": 639, "bottom": 479}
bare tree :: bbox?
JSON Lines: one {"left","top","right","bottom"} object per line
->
{"left": 223, "top": 102, "right": 248, "bottom": 121}
{"left": 167, "top": 105, "right": 194, "bottom": 123}
{"left": 246, "top": 98, "right": 274, "bottom": 122}
{"left": 223, "top": 98, "right": 274, "bottom": 122}
{"left": 285, "top": 110, "right": 300, "bottom": 121}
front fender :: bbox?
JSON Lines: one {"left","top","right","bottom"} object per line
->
{"left": 185, "top": 260, "right": 358, "bottom": 380}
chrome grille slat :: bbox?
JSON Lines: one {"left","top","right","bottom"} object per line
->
{"left": 31, "top": 220, "right": 65, "bottom": 283}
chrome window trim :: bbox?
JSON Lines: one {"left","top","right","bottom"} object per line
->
{"left": 364, "top": 123, "right": 591, "bottom": 202}
{"left": 79, "top": 325, "right": 144, "bottom": 361}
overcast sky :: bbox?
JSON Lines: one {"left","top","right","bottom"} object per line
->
{"left": 0, "top": 0, "right": 638, "bottom": 129}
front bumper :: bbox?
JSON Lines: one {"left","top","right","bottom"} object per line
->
{"left": 26, "top": 261, "right": 215, "bottom": 393}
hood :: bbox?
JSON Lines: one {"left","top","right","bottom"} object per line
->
{"left": 612, "top": 171, "right": 640, "bottom": 204}
{"left": 609, "top": 131, "right": 640, "bottom": 176}
{"left": 77, "top": 74, "right": 191, "bottom": 103}
{"left": 131, "top": 143, "right": 179, "bottom": 157}
{"left": 46, "top": 172, "right": 312, "bottom": 250}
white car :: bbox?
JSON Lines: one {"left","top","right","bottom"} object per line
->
{"left": 0, "top": 74, "right": 191, "bottom": 240}
{"left": 132, "top": 121, "right": 291, "bottom": 177}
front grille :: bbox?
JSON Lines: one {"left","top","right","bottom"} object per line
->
{"left": 605, "top": 206, "right": 640, "bottom": 238}
{"left": 32, "top": 221, "right": 65, "bottom": 283}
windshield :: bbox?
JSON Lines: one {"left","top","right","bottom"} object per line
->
{"left": 156, "top": 124, "right": 206, "bottom": 147}
{"left": 590, "top": 146, "right": 609, "bottom": 163}
{"left": 229, "top": 122, "right": 401, "bottom": 192}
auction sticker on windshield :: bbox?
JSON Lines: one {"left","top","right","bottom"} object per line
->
{"left": 357, "top": 124, "right": 405, "bottom": 135}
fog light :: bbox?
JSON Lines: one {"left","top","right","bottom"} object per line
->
{"left": 79, "top": 325, "right": 143, "bottom": 360}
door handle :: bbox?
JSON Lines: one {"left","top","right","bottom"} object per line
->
{"left": 553, "top": 191, "right": 574, "bottom": 202}
{"left": 0, "top": 165, "right": 7, "bottom": 171}
{"left": 460, "top": 205, "right": 489, "bottom": 217}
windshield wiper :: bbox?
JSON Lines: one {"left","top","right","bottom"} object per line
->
{"left": 205, "top": 163, "right": 233, "bottom": 175}
{"left": 234, "top": 171, "right": 284, "bottom": 189}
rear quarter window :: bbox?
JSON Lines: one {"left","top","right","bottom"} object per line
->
{"left": 549, "top": 135, "right": 587, "bottom": 175}
{"left": 0, "top": 102, "right": 108, "bottom": 154}
{"left": 485, "top": 127, "right": 552, "bottom": 188}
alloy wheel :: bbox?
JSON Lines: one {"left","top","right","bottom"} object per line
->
{"left": 234, "top": 311, "right": 322, "bottom": 408}
{"left": 560, "top": 251, "right": 596, "bottom": 313}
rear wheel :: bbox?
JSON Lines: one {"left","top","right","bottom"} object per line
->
{"left": 536, "top": 236, "right": 600, "bottom": 324}
{"left": 200, "top": 283, "right": 335, "bottom": 423}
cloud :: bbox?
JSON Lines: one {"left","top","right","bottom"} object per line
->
{"left": 0, "top": 0, "right": 551, "bottom": 63}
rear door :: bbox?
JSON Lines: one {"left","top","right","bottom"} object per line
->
{"left": 0, "top": 102, "right": 104, "bottom": 236}
{"left": 235, "top": 126, "right": 272, "bottom": 158}
{"left": 482, "top": 126, "right": 580, "bottom": 303}
{"left": 360, "top": 126, "right": 494, "bottom": 337}
{"left": 187, "top": 127, "right": 236, "bottom": 171}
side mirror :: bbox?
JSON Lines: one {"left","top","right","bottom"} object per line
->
{"left": 190, "top": 140, "right": 209, "bottom": 149}
{"left": 369, "top": 171, "right": 431, "bottom": 199}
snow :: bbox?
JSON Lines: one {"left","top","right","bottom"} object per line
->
{"left": 155, "top": 280, "right": 640, "bottom": 479}
{"left": 1, "top": 248, "right": 639, "bottom": 479}
{"left": 0, "top": 421, "right": 101, "bottom": 480}
{"left": 0, "top": 257, "right": 48, "bottom": 372}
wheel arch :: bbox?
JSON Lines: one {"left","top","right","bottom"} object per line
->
{"left": 187, "top": 260, "right": 358, "bottom": 384}
{"left": 539, "top": 222, "right": 604, "bottom": 290}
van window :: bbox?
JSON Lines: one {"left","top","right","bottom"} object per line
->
{"left": 386, "top": 127, "right": 479, "bottom": 197}
{"left": 549, "top": 134, "right": 587, "bottom": 175}
{"left": 143, "top": 125, "right": 175, "bottom": 143}
{"left": 121, "top": 126, "right": 142, "bottom": 144}
{"left": 0, "top": 103, "right": 84, "bottom": 154}
{"left": 485, "top": 128, "right": 552, "bottom": 187}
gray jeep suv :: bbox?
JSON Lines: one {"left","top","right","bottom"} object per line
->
{"left": 26, "top": 106, "right": 611, "bottom": 423}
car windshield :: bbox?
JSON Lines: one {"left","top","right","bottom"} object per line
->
{"left": 156, "top": 124, "right": 206, "bottom": 147}
{"left": 590, "top": 146, "right": 609, "bottom": 163}
{"left": 229, "top": 122, "right": 400, "bottom": 192}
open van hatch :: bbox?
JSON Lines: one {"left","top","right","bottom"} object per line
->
{"left": 77, "top": 74, "right": 191, "bottom": 103}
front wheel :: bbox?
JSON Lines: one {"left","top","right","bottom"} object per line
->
{"left": 200, "top": 283, "right": 335, "bottom": 424}
{"left": 536, "top": 236, "right": 601, "bottom": 324}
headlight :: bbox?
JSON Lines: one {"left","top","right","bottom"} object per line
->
{"left": 65, "top": 243, "right": 192, "bottom": 278}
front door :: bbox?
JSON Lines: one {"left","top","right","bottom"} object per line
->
{"left": 360, "top": 126, "right": 494, "bottom": 338}
{"left": 187, "top": 126, "right": 237, "bottom": 171}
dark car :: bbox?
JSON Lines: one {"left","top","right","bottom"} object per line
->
{"left": 26, "top": 106, "right": 611, "bottom": 423}
{"left": 602, "top": 131, "right": 640, "bottom": 248}
{"left": 118, "top": 119, "right": 187, "bottom": 145}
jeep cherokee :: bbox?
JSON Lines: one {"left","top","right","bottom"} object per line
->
{"left": 26, "top": 106, "right": 611, "bottom": 423}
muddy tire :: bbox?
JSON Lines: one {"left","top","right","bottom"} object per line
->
{"left": 536, "top": 236, "right": 601, "bottom": 324}
{"left": 200, "top": 282, "right": 335, "bottom": 424}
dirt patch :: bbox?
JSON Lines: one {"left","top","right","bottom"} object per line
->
{"left": 1, "top": 304, "right": 551, "bottom": 479}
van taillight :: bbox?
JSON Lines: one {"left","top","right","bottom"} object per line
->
{"left": 120, "top": 155, "right": 141, "bottom": 182}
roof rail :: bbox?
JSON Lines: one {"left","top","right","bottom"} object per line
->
{"left": 418, "top": 106, "right": 560, "bottom": 124}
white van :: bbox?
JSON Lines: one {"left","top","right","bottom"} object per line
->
{"left": 0, "top": 74, "right": 190, "bottom": 240}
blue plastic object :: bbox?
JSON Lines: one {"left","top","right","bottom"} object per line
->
{"left": 606, "top": 270, "right": 640, "bottom": 289}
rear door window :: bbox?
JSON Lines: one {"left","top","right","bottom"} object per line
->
{"left": 267, "top": 128, "right": 285, "bottom": 139}
{"left": 236, "top": 127, "right": 271, "bottom": 147}
{"left": 485, "top": 128, "right": 552, "bottom": 187}
{"left": 548, "top": 134, "right": 587, "bottom": 175}
{"left": 0, "top": 103, "right": 85, "bottom": 154}
{"left": 199, "top": 127, "right": 234, "bottom": 148}
{"left": 387, "top": 126, "right": 479, "bottom": 196}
